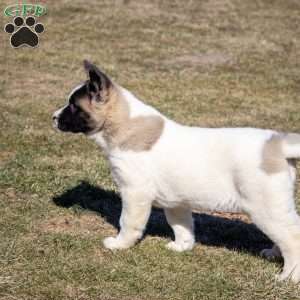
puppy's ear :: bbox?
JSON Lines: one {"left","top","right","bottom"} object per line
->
{"left": 83, "top": 60, "right": 111, "bottom": 102}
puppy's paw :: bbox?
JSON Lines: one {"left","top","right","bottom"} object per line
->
{"left": 166, "top": 241, "right": 194, "bottom": 252}
{"left": 103, "top": 236, "right": 130, "bottom": 250}
{"left": 276, "top": 264, "right": 300, "bottom": 283}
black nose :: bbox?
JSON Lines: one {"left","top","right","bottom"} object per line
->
{"left": 52, "top": 115, "right": 57, "bottom": 120}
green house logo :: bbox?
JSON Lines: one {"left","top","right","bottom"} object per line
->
{"left": 3, "top": 3, "right": 47, "bottom": 48}
{"left": 4, "top": 3, "right": 47, "bottom": 17}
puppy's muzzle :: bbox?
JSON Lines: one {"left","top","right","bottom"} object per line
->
{"left": 52, "top": 107, "right": 64, "bottom": 129}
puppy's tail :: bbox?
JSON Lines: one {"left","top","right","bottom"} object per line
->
{"left": 282, "top": 133, "right": 300, "bottom": 159}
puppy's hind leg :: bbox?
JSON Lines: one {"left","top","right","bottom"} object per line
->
{"left": 260, "top": 161, "right": 296, "bottom": 262}
{"left": 164, "top": 207, "right": 195, "bottom": 252}
{"left": 245, "top": 173, "right": 300, "bottom": 282}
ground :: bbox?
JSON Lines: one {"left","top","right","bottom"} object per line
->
{"left": 1, "top": 0, "right": 300, "bottom": 299}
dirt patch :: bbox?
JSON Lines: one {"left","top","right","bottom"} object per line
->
{"left": 64, "top": 284, "right": 89, "bottom": 299}
{"left": 0, "top": 151, "right": 15, "bottom": 166}
{"left": 210, "top": 212, "right": 251, "bottom": 223}
{"left": 1, "top": 188, "right": 17, "bottom": 200}
{"left": 193, "top": 209, "right": 251, "bottom": 223}
{"left": 39, "top": 214, "right": 116, "bottom": 236}
{"left": 0, "top": 188, "right": 38, "bottom": 204}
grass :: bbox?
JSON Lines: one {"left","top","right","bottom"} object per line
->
{"left": 1, "top": 0, "right": 300, "bottom": 299}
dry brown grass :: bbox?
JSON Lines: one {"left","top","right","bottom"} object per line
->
{"left": 39, "top": 214, "right": 115, "bottom": 236}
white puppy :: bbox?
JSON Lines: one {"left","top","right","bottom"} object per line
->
{"left": 53, "top": 60, "right": 300, "bottom": 282}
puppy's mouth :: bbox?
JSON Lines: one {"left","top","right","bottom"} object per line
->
{"left": 52, "top": 111, "right": 100, "bottom": 135}
{"left": 53, "top": 120, "right": 71, "bottom": 132}
{"left": 52, "top": 119, "right": 58, "bottom": 130}
{"left": 52, "top": 115, "right": 63, "bottom": 131}
{"left": 52, "top": 116, "right": 68, "bottom": 132}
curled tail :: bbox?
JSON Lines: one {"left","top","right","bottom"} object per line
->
{"left": 282, "top": 133, "right": 300, "bottom": 159}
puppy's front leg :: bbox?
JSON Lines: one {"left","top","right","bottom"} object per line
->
{"left": 103, "top": 189, "right": 152, "bottom": 250}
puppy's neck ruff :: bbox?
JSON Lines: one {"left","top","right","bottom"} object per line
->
{"left": 89, "top": 86, "right": 165, "bottom": 153}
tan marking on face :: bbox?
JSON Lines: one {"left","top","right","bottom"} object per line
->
{"left": 261, "top": 134, "right": 288, "bottom": 174}
{"left": 77, "top": 85, "right": 164, "bottom": 151}
{"left": 73, "top": 95, "right": 101, "bottom": 132}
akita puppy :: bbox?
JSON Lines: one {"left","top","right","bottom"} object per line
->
{"left": 53, "top": 60, "right": 300, "bottom": 282}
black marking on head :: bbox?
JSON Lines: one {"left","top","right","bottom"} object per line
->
{"left": 69, "top": 83, "right": 89, "bottom": 105}
{"left": 55, "top": 61, "right": 113, "bottom": 135}
{"left": 57, "top": 105, "right": 92, "bottom": 133}
{"left": 57, "top": 84, "right": 95, "bottom": 134}
{"left": 83, "top": 60, "right": 111, "bottom": 102}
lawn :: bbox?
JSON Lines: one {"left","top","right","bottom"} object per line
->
{"left": 1, "top": 0, "right": 300, "bottom": 299}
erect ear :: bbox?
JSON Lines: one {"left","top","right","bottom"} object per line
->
{"left": 83, "top": 60, "right": 112, "bottom": 102}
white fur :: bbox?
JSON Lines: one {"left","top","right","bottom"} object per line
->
{"left": 283, "top": 140, "right": 300, "bottom": 159}
{"left": 120, "top": 87, "right": 159, "bottom": 118}
{"left": 90, "top": 88, "right": 300, "bottom": 282}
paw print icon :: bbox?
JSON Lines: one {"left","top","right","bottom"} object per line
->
{"left": 4, "top": 16, "right": 44, "bottom": 48}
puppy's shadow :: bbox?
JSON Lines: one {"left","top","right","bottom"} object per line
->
{"left": 53, "top": 181, "right": 272, "bottom": 255}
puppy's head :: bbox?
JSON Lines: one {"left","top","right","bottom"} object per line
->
{"left": 53, "top": 60, "right": 114, "bottom": 135}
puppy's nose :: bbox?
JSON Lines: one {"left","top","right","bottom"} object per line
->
{"left": 52, "top": 111, "right": 59, "bottom": 121}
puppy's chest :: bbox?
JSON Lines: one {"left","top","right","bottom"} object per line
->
{"left": 108, "top": 151, "right": 155, "bottom": 188}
